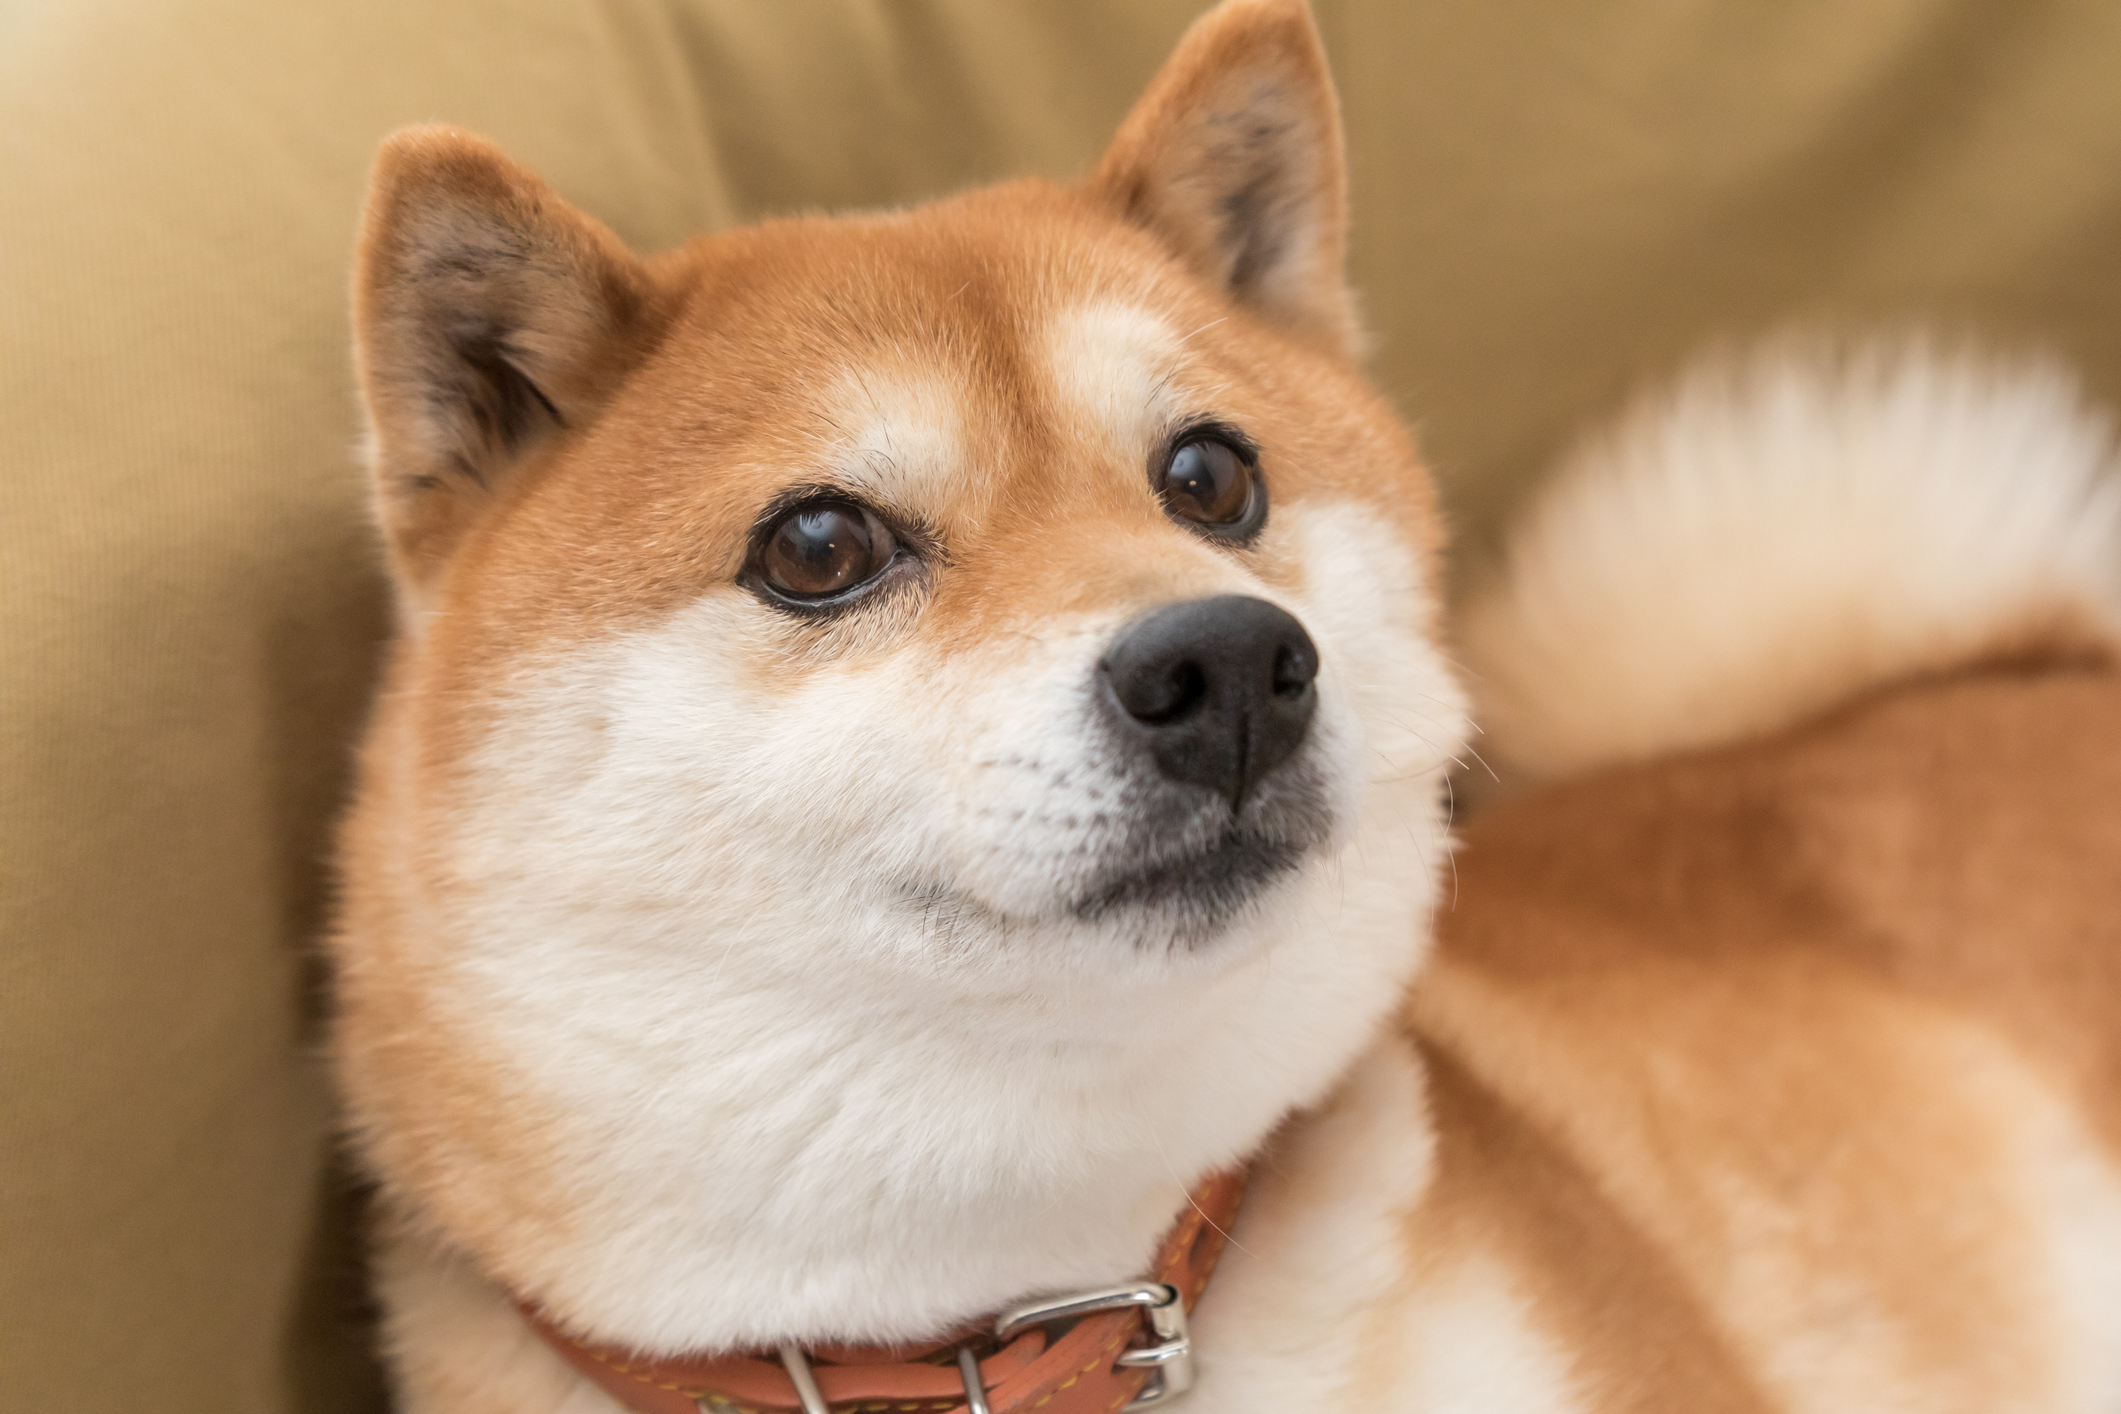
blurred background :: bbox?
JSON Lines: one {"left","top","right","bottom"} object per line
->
{"left": 5, "top": 2, "right": 2121, "bottom": 1409}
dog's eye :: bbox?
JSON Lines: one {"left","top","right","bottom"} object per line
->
{"left": 759, "top": 500, "right": 897, "bottom": 600}
{"left": 1158, "top": 435, "right": 1260, "bottom": 534}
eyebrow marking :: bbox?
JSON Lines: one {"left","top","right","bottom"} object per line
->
{"left": 1042, "top": 302, "right": 1198, "bottom": 467}
{"left": 808, "top": 366, "right": 971, "bottom": 513}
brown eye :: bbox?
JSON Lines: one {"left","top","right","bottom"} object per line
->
{"left": 759, "top": 500, "right": 897, "bottom": 600}
{"left": 1160, "top": 437, "right": 1258, "bottom": 530}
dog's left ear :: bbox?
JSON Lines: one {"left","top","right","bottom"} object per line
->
{"left": 1093, "top": 0, "right": 1357, "bottom": 359}
{"left": 353, "top": 126, "right": 662, "bottom": 599}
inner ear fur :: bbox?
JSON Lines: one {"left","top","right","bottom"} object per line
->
{"left": 1093, "top": 0, "right": 1359, "bottom": 359}
{"left": 353, "top": 126, "right": 661, "bottom": 590}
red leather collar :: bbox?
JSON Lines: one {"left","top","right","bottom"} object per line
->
{"left": 518, "top": 1170, "right": 1247, "bottom": 1414}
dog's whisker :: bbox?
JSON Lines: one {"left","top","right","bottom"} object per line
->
{"left": 1154, "top": 1134, "right": 1254, "bottom": 1259}
{"left": 1179, "top": 317, "right": 1230, "bottom": 347}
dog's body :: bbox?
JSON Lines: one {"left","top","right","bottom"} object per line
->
{"left": 332, "top": 1, "right": 2121, "bottom": 1409}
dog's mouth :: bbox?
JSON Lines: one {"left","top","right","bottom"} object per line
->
{"left": 1077, "top": 754, "right": 1337, "bottom": 928}
{"left": 1070, "top": 824, "right": 1309, "bottom": 927}
{"left": 933, "top": 764, "right": 1336, "bottom": 948}
{"left": 899, "top": 812, "right": 1323, "bottom": 952}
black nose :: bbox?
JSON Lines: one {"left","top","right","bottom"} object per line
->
{"left": 1099, "top": 595, "right": 1320, "bottom": 811}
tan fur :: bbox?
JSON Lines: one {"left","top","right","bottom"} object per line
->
{"left": 334, "top": 2, "right": 2121, "bottom": 1409}
{"left": 1387, "top": 664, "right": 2121, "bottom": 1411}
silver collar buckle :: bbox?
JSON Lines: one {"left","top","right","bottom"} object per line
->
{"left": 994, "top": 1280, "right": 1193, "bottom": 1409}
{"left": 770, "top": 1280, "right": 1192, "bottom": 1414}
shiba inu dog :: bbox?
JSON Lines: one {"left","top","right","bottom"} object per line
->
{"left": 331, "top": 0, "right": 2121, "bottom": 1409}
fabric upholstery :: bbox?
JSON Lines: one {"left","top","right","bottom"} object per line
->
{"left": 4, "top": 2, "right": 2119, "bottom": 1409}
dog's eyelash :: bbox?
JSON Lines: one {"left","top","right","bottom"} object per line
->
{"left": 746, "top": 483, "right": 940, "bottom": 557}
{"left": 1162, "top": 416, "right": 1261, "bottom": 466}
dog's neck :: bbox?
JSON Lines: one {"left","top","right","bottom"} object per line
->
{"left": 513, "top": 1169, "right": 1251, "bottom": 1414}
{"left": 517, "top": 939, "right": 1407, "bottom": 1345}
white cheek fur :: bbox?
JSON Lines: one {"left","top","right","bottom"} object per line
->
{"left": 399, "top": 498, "right": 1465, "bottom": 1353}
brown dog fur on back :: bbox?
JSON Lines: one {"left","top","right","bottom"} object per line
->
{"left": 1398, "top": 666, "right": 2121, "bottom": 1409}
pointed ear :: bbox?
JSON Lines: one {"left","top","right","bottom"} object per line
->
{"left": 1092, "top": 0, "right": 1357, "bottom": 358}
{"left": 353, "top": 126, "right": 661, "bottom": 594}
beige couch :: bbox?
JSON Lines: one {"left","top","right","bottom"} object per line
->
{"left": 7, "top": 2, "right": 2120, "bottom": 1408}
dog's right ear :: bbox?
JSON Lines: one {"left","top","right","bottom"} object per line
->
{"left": 353, "top": 127, "right": 659, "bottom": 596}
{"left": 1092, "top": 0, "right": 1357, "bottom": 359}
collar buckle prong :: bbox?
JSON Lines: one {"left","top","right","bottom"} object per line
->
{"left": 774, "top": 1343, "right": 830, "bottom": 1414}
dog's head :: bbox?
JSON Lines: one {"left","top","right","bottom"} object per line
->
{"left": 337, "top": 0, "right": 1465, "bottom": 1352}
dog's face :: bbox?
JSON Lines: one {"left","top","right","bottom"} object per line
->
{"left": 386, "top": 206, "right": 1432, "bottom": 959}
{"left": 337, "top": 0, "right": 1465, "bottom": 1351}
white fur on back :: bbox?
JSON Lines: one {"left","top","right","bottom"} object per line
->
{"left": 1459, "top": 340, "right": 2121, "bottom": 783}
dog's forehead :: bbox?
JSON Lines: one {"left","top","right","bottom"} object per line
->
{"left": 642, "top": 193, "right": 1210, "bottom": 507}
